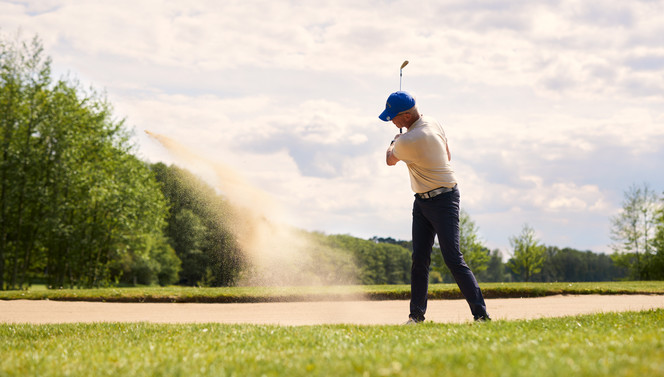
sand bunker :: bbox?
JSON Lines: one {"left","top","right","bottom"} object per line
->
{"left": 2, "top": 295, "right": 663, "bottom": 325}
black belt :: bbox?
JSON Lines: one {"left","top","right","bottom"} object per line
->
{"left": 416, "top": 185, "right": 456, "bottom": 199}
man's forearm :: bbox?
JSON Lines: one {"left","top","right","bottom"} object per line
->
{"left": 386, "top": 142, "right": 399, "bottom": 166}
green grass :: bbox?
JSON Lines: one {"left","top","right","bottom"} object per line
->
{"left": 1, "top": 281, "right": 663, "bottom": 303}
{"left": 1, "top": 310, "right": 662, "bottom": 377}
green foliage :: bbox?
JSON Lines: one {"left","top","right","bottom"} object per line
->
{"left": 151, "top": 239, "right": 181, "bottom": 286}
{"left": 458, "top": 209, "right": 490, "bottom": 273}
{"left": 2, "top": 281, "right": 664, "bottom": 302}
{"left": 610, "top": 183, "right": 661, "bottom": 280}
{"left": 2, "top": 310, "right": 663, "bottom": 376}
{"left": 150, "top": 163, "right": 244, "bottom": 286}
{"left": 652, "top": 203, "right": 664, "bottom": 279}
{"left": 292, "top": 231, "right": 362, "bottom": 285}
{"left": 477, "top": 249, "right": 508, "bottom": 282}
{"left": 535, "top": 247, "right": 627, "bottom": 282}
{"left": 0, "top": 34, "right": 173, "bottom": 289}
{"left": 109, "top": 234, "right": 181, "bottom": 286}
{"left": 324, "top": 235, "right": 411, "bottom": 285}
{"left": 507, "top": 224, "right": 546, "bottom": 282}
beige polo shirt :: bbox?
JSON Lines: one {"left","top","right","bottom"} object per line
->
{"left": 392, "top": 115, "right": 457, "bottom": 193}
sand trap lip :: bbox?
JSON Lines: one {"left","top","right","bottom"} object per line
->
{"left": 2, "top": 295, "right": 663, "bottom": 326}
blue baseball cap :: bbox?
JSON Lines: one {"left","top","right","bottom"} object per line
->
{"left": 379, "top": 91, "right": 416, "bottom": 121}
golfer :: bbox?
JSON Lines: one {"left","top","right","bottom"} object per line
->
{"left": 380, "top": 91, "right": 491, "bottom": 323}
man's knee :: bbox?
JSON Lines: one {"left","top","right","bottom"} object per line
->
{"left": 411, "top": 254, "right": 431, "bottom": 270}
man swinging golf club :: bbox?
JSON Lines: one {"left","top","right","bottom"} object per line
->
{"left": 381, "top": 90, "right": 491, "bottom": 323}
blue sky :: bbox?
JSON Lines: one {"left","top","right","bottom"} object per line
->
{"left": 2, "top": 0, "right": 663, "bottom": 256}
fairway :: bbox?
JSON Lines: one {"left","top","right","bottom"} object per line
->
{"left": 2, "top": 295, "right": 664, "bottom": 325}
{"left": 2, "top": 310, "right": 663, "bottom": 377}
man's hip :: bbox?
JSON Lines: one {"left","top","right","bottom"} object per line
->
{"left": 415, "top": 184, "right": 458, "bottom": 200}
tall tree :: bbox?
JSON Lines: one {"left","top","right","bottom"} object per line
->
{"left": 477, "top": 249, "right": 506, "bottom": 282}
{"left": 0, "top": 34, "right": 53, "bottom": 290}
{"left": 651, "top": 193, "right": 664, "bottom": 280}
{"left": 1, "top": 33, "right": 173, "bottom": 289}
{"left": 507, "top": 224, "right": 546, "bottom": 282}
{"left": 610, "top": 183, "right": 660, "bottom": 280}
{"left": 458, "top": 209, "right": 490, "bottom": 274}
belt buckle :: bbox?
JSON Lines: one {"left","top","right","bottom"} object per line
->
{"left": 422, "top": 187, "right": 444, "bottom": 199}
{"left": 418, "top": 191, "right": 432, "bottom": 199}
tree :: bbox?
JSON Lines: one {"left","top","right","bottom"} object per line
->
{"left": 458, "top": 209, "right": 490, "bottom": 274}
{"left": 477, "top": 249, "right": 507, "bottom": 282}
{"left": 0, "top": 34, "right": 53, "bottom": 290}
{"left": 507, "top": 224, "right": 546, "bottom": 282}
{"left": 1, "top": 33, "right": 173, "bottom": 289}
{"left": 610, "top": 183, "right": 660, "bottom": 280}
{"left": 651, "top": 193, "right": 664, "bottom": 280}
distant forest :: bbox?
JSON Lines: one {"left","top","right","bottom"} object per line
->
{"left": 370, "top": 237, "right": 628, "bottom": 283}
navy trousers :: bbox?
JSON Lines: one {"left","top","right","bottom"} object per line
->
{"left": 410, "top": 186, "right": 488, "bottom": 321}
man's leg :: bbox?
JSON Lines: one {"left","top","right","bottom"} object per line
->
{"left": 410, "top": 198, "right": 436, "bottom": 322}
{"left": 425, "top": 189, "right": 489, "bottom": 319}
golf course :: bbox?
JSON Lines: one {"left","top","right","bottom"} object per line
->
{"left": 3, "top": 2, "right": 664, "bottom": 376}
{"left": 2, "top": 282, "right": 664, "bottom": 376}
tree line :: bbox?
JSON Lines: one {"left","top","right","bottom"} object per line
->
{"left": 2, "top": 35, "right": 662, "bottom": 290}
{"left": 373, "top": 220, "right": 630, "bottom": 284}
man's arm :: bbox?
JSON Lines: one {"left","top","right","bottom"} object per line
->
{"left": 386, "top": 136, "right": 401, "bottom": 166}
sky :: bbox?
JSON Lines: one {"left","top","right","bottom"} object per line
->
{"left": 2, "top": 0, "right": 664, "bottom": 256}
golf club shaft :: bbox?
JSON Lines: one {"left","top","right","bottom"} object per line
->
{"left": 399, "top": 61, "right": 408, "bottom": 134}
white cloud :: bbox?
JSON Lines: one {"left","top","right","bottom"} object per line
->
{"left": 5, "top": 0, "right": 663, "bottom": 103}
{"left": 3, "top": 0, "right": 664, "bottom": 252}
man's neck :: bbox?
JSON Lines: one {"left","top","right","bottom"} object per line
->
{"left": 405, "top": 113, "right": 421, "bottom": 130}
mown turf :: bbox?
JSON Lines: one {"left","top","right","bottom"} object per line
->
{"left": 1, "top": 281, "right": 664, "bottom": 303}
{"left": 1, "top": 310, "right": 663, "bottom": 376}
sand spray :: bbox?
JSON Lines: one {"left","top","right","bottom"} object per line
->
{"left": 144, "top": 131, "right": 361, "bottom": 287}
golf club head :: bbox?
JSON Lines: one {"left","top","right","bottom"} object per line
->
{"left": 399, "top": 60, "right": 409, "bottom": 90}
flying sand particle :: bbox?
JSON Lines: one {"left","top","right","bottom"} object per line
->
{"left": 144, "top": 130, "right": 362, "bottom": 288}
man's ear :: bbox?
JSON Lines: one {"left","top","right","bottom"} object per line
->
{"left": 406, "top": 112, "right": 416, "bottom": 124}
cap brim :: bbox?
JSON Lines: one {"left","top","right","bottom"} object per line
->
{"left": 379, "top": 108, "right": 396, "bottom": 122}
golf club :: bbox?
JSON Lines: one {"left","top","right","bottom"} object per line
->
{"left": 399, "top": 60, "right": 409, "bottom": 134}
